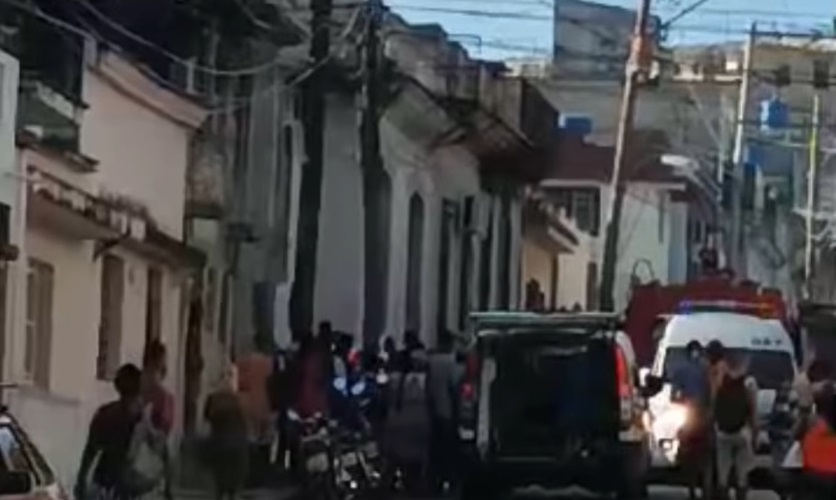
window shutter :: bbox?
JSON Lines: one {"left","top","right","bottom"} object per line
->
{"left": 35, "top": 263, "right": 53, "bottom": 389}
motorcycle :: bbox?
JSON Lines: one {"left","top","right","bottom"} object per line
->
{"left": 331, "top": 376, "right": 385, "bottom": 499}
{"left": 288, "top": 409, "right": 334, "bottom": 499}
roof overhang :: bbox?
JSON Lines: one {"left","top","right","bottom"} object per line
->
{"left": 522, "top": 195, "right": 579, "bottom": 254}
{"left": 92, "top": 49, "right": 207, "bottom": 130}
{"left": 383, "top": 74, "right": 460, "bottom": 147}
{"left": 386, "top": 73, "right": 545, "bottom": 183}
{"left": 440, "top": 98, "right": 545, "bottom": 183}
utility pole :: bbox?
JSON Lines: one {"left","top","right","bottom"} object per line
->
{"left": 289, "top": 0, "right": 333, "bottom": 333}
{"left": 597, "top": 0, "right": 653, "bottom": 311}
{"left": 361, "top": 0, "right": 387, "bottom": 345}
{"left": 729, "top": 23, "right": 756, "bottom": 276}
{"left": 804, "top": 93, "right": 821, "bottom": 298}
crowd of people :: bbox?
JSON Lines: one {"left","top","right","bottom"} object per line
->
{"left": 670, "top": 339, "right": 836, "bottom": 500}
{"left": 72, "top": 322, "right": 467, "bottom": 500}
{"left": 72, "top": 323, "right": 836, "bottom": 500}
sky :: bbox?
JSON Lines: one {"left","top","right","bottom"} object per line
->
{"left": 386, "top": 0, "right": 836, "bottom": 60}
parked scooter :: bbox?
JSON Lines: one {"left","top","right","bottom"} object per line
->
{"left": 288, "top": 409, "right": 334, "bottom": 499}
{"left": 331, "top": 376, "right": 385, "bottom": 499}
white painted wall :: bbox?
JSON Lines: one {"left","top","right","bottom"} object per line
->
{"left": 668, "top": 201, "right": 689, "bottom": 283}
{"left": 0, "top": 51, "right": 19, "bottom": 219}
{"left": 521, "top": 241, "right": 553, "bottom": 307}
{"left": 610, "top": 183, "right": 678, "bottom": 310}
{"left": 0, "top": 51, "right": 20, "bottom": 383}
{"left": 544, "top": 181, "right": 684, "bottom": 311}
{"left": 313, "top": 91, "right": 516, "bottom": 346}
{"left": 8, "top": 55, "right": 198, "bottom": 488}
{"left": 314, "top": 94, "right": 365, "bottom": 336}
{"left": 81, "top": 65, "right": 192, "bottom": 238}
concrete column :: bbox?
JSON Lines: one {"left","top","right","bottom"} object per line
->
{"left": 509, "top": 193, "right": 523, "bottom": 310}
{"left": 488, "top": 195, "right": 501, "bottom": 310}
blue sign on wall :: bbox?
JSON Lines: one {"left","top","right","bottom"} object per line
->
{"left": 760, "top": 98, "right": 789, "bottom": 132}
{"left": 559, "top": 115, "right": 593, "bottom": 137}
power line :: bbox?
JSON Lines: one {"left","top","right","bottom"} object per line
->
{"left": 1, "top": 0, "right": 364, "bottom": 112}
{"left": 391, "top": 3, "right": 827, "bottom": 37}
{"left": 70, "top": 0, "right": 309, "bottom": 76}
{"left": 398, "top": 0, "right": 833, "bottom": 19}
{"left": 661, "top": 0, "right": 712, "bottom": 30}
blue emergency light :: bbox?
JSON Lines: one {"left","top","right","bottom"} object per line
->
{"left": 675, "top": 300, "right": 777, "bottom": 318}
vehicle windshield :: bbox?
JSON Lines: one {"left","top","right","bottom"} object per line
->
{"left": 0, "top": 424, "right": 34, "bottom": 475}
{"left": 663, "top": 347, "right": 794, "bottom": 390}
{"left": 0, "top": 422, "right": 55, "bottom": 485}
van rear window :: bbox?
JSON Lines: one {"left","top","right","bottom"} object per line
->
{"left": 664, "top": 347, "right": 794, "bottom": 390}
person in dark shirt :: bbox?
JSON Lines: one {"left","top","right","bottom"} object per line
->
{"left": 671, "top": 340, "right": 711, "bottom": 409}
{"left": 670, "top": 340, "right": 712, "bottom": 500}
{"left": 204, "top": 364, "right": 248, "bottom": 500}
{"left": 75, "top": 363, "right": 144, "bottom": 500}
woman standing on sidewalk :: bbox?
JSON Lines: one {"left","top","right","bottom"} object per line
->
{"left": 204, "top": 364, "right": 249, "bottom": 500}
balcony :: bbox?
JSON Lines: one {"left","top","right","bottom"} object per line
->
{"left": 27, "top": 165, "right": 203, "bottom": 266}
{"left": 27, "top": 166, "right": 142, "bottom": 241}
{"left": 5, "top": 11, "right": 86, "bottom": 154}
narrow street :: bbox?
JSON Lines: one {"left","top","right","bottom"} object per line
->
{"left": 183, "top": 485, "right": 781, "bottom": 500}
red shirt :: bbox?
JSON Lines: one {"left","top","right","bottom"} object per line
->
{"left": 297, "top": 353, "right": 328, "bottom": 418}
{"left": 144, "top": 382, "right": 175, "bottom": 434}
{"left": 803, "top": 419, "right": 836, "bottom": 474}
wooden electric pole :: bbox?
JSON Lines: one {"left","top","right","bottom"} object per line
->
{"left": 289, "top": 0, "right": 333, "bottom": 333}
{"left": 597, "top": 0, "right": 653, "bottom": 311}
{"left": 361, "top": 0, "right": 387, "bottom": 345}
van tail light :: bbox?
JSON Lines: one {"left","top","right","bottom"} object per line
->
{"left": 459, "top": 352, "right": 480, "bottom": 433}
{"left": 615, "top": 345, "right": 633, "bottom": 428}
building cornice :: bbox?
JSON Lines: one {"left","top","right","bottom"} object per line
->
{"left": 90, "top": 49, "right": 208, "bottom": 130}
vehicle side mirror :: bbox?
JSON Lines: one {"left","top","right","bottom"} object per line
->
{"left": 0, "top": 471, "right": 32, "bottom": 496}
{"left": 639, "top": 368, "right": 664, "bottom": 398}
{"left": 639, "top": 367, "right": 651, "bottom": 384}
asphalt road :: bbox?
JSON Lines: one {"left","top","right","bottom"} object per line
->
{"left": 398, "top": 486, "right": 780, "bottom": 499}
{"left": 212, "top": 484, "right": 781, "bottom": 500}
{"left": 513, "top": 486, "right": 779, "bottom": 499}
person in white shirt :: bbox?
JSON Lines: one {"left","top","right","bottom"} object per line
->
{"left": 425, "top": 331, "right": 459, "bottom": 494}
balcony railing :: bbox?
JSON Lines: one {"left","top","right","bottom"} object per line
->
{"left": 6, "top": 10, "right": 86, "bottom": 153}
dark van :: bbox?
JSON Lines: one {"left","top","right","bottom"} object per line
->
{"left": 456, "top": 312, "right": 661, "bottom": 500}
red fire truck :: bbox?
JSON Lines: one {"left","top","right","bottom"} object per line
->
{"left": 624, "top": 275, "right": 795, "bottom": 367}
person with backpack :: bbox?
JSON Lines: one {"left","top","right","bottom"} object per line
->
{"left": 76, "top": 363, "right": 167, "bottom": 500}
{"left": 713, "top": 351, "right": 759, "bottom": 500}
